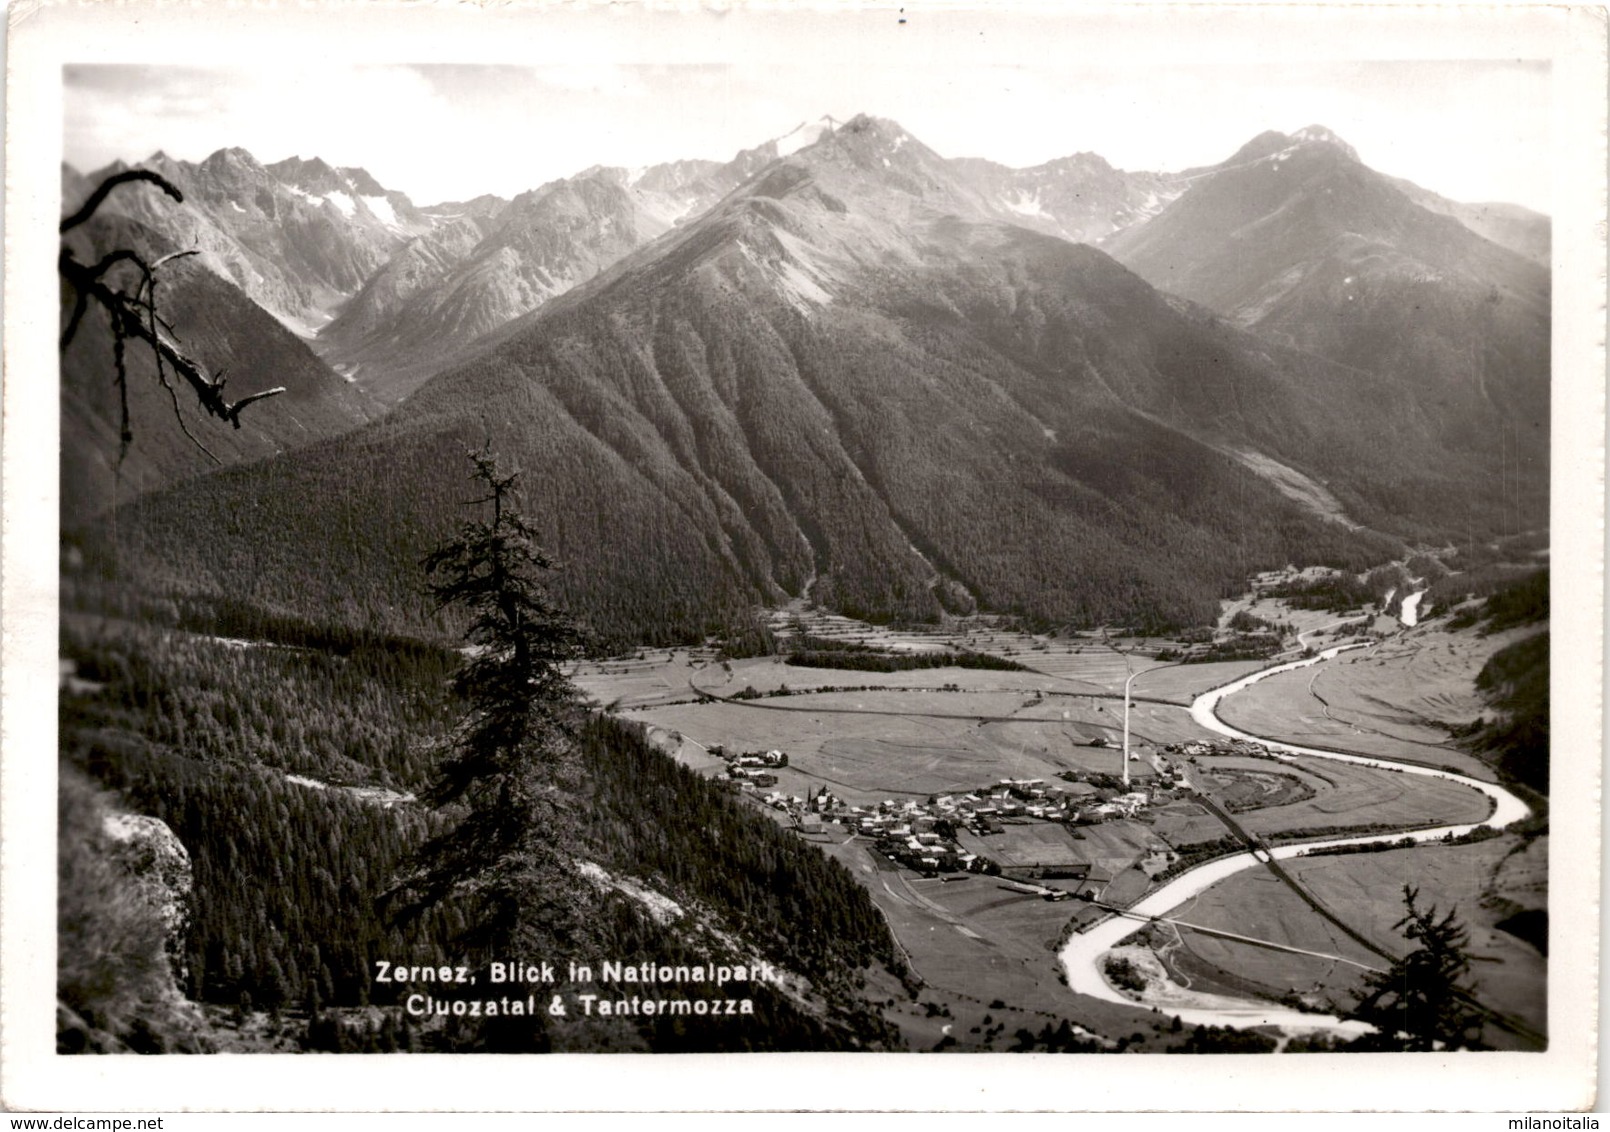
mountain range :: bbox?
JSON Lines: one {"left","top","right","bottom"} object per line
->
{"left": 65, "top": 114, "right": 1550, "bottom": 645}
{"left": 59, "top": 207, "right": 378, "bottom": 526}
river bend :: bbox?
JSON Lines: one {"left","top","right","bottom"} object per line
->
{"left": 1057, "top": 642, "right": 1530, "bottom": 1034}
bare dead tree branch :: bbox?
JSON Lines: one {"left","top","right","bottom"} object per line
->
{"left": 61, "top": 250, "right": 288, "bottom": 426}
{"left": 59, "top": 170, "right": 287, "bottom": 459}
{"left": 59, "top": 169, "right": 182, "bottom": 234}
{"left": 152, "top": 363, "right": 218, "bottom": 464}
{"left": 138, "top": 242, "right": 217, "bottom": 463}
{"left": 60, "top": 287, "right": 90, "bottom": 351}
{"left": 150, "top": 249, "right": 200, "bottom": 271}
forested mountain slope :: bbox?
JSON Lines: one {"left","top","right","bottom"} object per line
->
{"left": 59, "top": 620, "right": 901, "bottom": 1051}
{"left": 1106, "top": 127, "right": 1549, "bottom": 522}
{"left": 61, "top": 211, "right": 377, "bottom": 526}
{"left": 114, "top": 116, "right": 1549, "bottom": 649}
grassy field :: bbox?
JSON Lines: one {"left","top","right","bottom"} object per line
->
{"left": 951, "top": 820, "right": 1164, "bottom": 878}
{"left": 766, "top": 606, "right": 1183, "bottom": 693}
{"left": 1153, "top": 836, "right": 1548, "bottom": 1048}
{"left": 1229, "top": 755, "right": 1492, "bottom": 838}
{"left": 625, "top": 684, "right": 1188, "bottom": 804}
{"left": 638, "top": 723, "right": 729, "bottom": 778}
{"left": 809, "top": 735, "right": 1035, "bottom": 798}
{"left": 573, "top": 650, "right": 715, "bottom": 710}
{"left": 1280, "top": 839, "right": 1547, "bottom": 1047}
{"left": 1217, "top": 661, "right": 1496, "bottom": 779}
{"left": 1073, "top": 822, "right": 1162, "bottom": 870}
{"left": 1197, "top": 756, "right": 1333, "bottom": 801}
{"left": 1148, "top": 801, "right": 1232, "bottom": 848}
{"left": 1211, "top": 620, "right": 1549, "bottom": 782}
{"left": 955, "top": 822, "right": 1086, "bottom": 868}
{"left": 1051, "top": 698, "right": 1218, "bottom": 750}
{"left": 764, "top": 610, "right": 1197, "bottom": 696}
{"left": 1119, "top": 660, "right": 1274, "bottom": 705}
{"left": 1200, "top": 764, "right": 1315, "bottom": 811}
{"left": 814, "top": 835, "right": 1166, "bottom": 1050}
{"left": 632, "top": 703, "right": 1084, "bottom": 804}
{"left": 1162, "top": 868, "right": 1384, "bottom": 1000}
{"left": 688, "top": 657, "right": 1068, "bottom": 698}
{"left": 1014, "top": 648, "right": 1163, "bottom": 691}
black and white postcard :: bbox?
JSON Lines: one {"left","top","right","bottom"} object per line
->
{"left": 4, "top": 0, "right": 1604, "bottom": 1114}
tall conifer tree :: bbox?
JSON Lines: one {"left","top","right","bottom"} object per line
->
{"left": 1350, "top": 884, "right": 1483, "bottom": 1050}
{"left": 388, "top": 448, "right": 590, "bottom": 958}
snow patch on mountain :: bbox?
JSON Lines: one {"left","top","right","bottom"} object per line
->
{"left": 1291, "top": 125, "right": 1360, "bottom": 161}
{"left": 1004, "top": 190, "right": 1047, "bottom": 219}
{"left": 775, "top": 116, "right": 838, "bottom": 158}
{"left": 363, "top": 195, "right": 399, "bottom": 227}
{"left": 324, "top": 190, "right": 356, "bottom": 218}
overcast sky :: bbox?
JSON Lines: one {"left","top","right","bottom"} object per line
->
{"left": 62, "top": 14, "right": 1552, "bottom": 212}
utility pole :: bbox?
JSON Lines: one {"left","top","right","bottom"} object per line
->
{"left": 1122, "top": 666, "right": 1139, "bottom": 788}
{"left": 1120, "top": 656, "right": 1184, "bottom": 788}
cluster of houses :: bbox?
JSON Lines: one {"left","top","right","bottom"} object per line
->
{"left": 1163, "top": 738, "right": 1276, "bottom": 761}
{"left": 768, "top": 774, "right": 1188, "bottom": 877}
{"left": 716, "top": 746, "right": 789, "bottom": 790}
{"left": 710, "top": 742, "right": 1208, "bottom": 881}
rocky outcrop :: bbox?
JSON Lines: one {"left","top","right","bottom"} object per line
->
{"left": 101, "top": 811, "right": 193, "bottom": 973}
{"left": 57, "top": 768, "right": 215, "bottom": 1053}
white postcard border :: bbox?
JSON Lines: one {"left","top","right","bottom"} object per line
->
{"left": 4, "top": 0, "right": 1603, "bottom": 1113}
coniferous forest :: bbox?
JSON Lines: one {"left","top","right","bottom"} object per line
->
{"left": 60, "top": 614, "right": 904, "bottom": 1052}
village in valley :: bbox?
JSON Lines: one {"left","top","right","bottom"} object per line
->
{"left": 722, "top": 738, "right": 1204, "bottom": 890}
{"left": 565, "top": 565, "right": 1545, "bottom": 1052}
{"left": 715, "top": 727, "right": 1319, "bottom": 920}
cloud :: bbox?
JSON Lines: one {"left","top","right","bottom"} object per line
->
{"left": 533, "top": 63, "right": 650, "bottom": 97}
{"left": 61, "top": 58, "right": 1550, "bottom": 211}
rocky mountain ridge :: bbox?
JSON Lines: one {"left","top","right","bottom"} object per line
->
{"left": 121, "top": 113, "right": 1545, "bottom": 649}
{"left": 68, "top": 148, "right": 433, "bottom": 336}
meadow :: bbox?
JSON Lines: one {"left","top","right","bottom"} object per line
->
{"left": 1158, "top": 868, "right": 1384, "bottom": 1002}
{"left": 1227, "top": 756, "right": 1493, "bottom": 838}
{"left": 815, "top": 836, "right": 1173, "bottom": 1051}
{"left": 1211, "top": 622, "right": 1545, "bottom": 782}
{"left": 1173, "top": 839, "right": 1548, "bottom": 1047}
{"left": 580, "top": 616, "right": 1538, "bottom": 1049}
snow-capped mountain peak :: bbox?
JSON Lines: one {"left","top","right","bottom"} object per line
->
{"left": 1290, "top": 125, "right": 1359, "bottom": 161}
{"left": 774, "top": 115, "right": 841, "bottom": 158}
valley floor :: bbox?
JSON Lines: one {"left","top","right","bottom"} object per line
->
{"left": 577, "top": 604, "right": 1546, "bottom": 1051}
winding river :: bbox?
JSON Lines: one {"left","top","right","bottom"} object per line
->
{"left": 1057, "top": 642, "right": 1531, "bottom": 1034}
